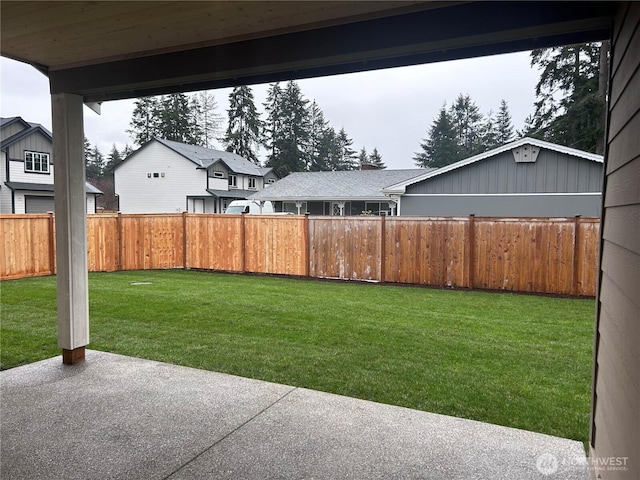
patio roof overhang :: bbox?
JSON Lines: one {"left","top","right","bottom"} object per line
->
{"left": 1, "top": 2, "right": 615, "bottom": 102}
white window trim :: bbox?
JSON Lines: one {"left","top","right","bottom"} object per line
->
{"left": 24, "top": 151, "right": 50, "bottom": 174}
{"left": 229, "top": 174, "right": 237, "bottom": 188}
{"left": 248, "top": 177, "right": 257, "bottom": 189}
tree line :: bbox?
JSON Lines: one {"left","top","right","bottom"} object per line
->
{"left": 126, "top": 82, "right": 385, "bottom": 178}
{"left": 414, "top": 41, "right": 607, "bottom": 168}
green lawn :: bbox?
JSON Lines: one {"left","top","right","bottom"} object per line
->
{"left": 1, "top": 270, "right": 594, "bottom": 445}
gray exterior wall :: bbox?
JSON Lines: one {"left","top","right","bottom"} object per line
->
{"left": 0, "top": 121, "right": 27, "bottom": 142}
{"left": 590, "top": 3, "right": 640, "bottom": 478}
{"left": 400, "top": 194, "right": 602, "bottom": 217}
{"left": 264, "top": 170, "right": 279, "bottom": 184}
{"left": 405, "top": 149, "right": 602, "bottom": 195}
{"left": 4, "top": 130, "right": 52, "bottom": 162}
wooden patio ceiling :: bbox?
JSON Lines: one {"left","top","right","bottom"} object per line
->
{"left": 1, "top": 1, "right": 616, "bottom": 102}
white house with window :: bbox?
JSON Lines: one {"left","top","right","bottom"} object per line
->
{"left": 114, "top": 138, "right": 278, "bottom": 213}
{"left": 0, "top": 117, "right": 102, "bottom": 214}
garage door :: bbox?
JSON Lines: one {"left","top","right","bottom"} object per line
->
{"left": 25, "top": 196, "right": 55, "bottom": 213}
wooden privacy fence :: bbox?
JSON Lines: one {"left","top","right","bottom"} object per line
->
{"left": 0, "top": 213, "right": 600, "bottom": 296}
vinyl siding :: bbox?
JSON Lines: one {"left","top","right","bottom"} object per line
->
{"left": 405, "top": 149, "right": 603, "bottom": 194}
{"left": 0, "top": 121, "right": 27, "bottom": 142}
{"left": 0, "top": 151, "right": 12, "bottom": 213}
{"left": 591, "top": 3, "right": 640, "bottom": 478}
{"left": 9, "top": 159, "right": 55, "bottom": 184}
{"left": 400, "top": 193, "right": 602, "bottom": 217}
{"left": 5, "top": 130, "right": 53, "bottom": 163}
{"left": 115, "top": 140, "right": 208, "bottom": 213}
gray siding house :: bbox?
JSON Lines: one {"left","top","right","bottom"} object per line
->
{"left": 0, "top": 117, "right": 102, "bottom": 214}
{"left": 384, "top": 137, "right": 603, "bottom": 217}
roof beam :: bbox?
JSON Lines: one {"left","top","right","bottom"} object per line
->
{"left": 48, "top": 1, "right": 615, "bottom": 102}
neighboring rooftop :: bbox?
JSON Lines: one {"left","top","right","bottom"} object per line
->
{"left": 153, "top": 138, "right": 270, "bottom": 176}
{"left": 251, "top": 169, "right": 432, "bottom": 201}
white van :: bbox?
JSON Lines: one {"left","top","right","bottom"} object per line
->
{"left": 224, "top": 200, "right": 275, "bottom": 214}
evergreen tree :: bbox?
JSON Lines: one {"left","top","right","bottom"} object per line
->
{"left": 122, "top": 144, "right": 134, "bottom": 158}
{"left": 264, "top": 81, "right": 310, "bottom": 177}
{"left": 318, "top": 126, "right": 344, "bottom": 171}
{"left": 104, "top": 144, "right": 123, "bottom": 174}
{"left": 358, "top": 147, "right": 368, "bottom": 167}
{"left": 495, "top": 99, "right": 514, "bottom": 144}
{"left": 263, "top": 82, "right": 284, "bottom": 168}
{"left": 223, "top": 85, "right": 262, "bottom": 164}
{"left": 367, "top": 148, "right": 386, "bottom": 169}
{"left": 307, "top": 100, "right": 328, "bottom": 171}
{"left": 480, "top": 110, "right": 500, "bottom": 151}
{"left": 336, "top": 128, "right": 358, "bottom": 171}
{"left": 527, "top": 42, "right": 607, "bottom": 153}
{"left": 158, "top": 93, "right": 201, "bottom": 144}
{"left": 192, "top": 90, "right": 223, "bottom": 149}
{"left": 449, "top": 94, "right": 484, "bottom": 157}
{"left": 85, "top": 144, "right": 104, "bottom": 181}
{"left": 414, "top": 106, "right": 460, "bottom": 168}
{"left": 128, "top": 96, "right": 161, "bottom": 146}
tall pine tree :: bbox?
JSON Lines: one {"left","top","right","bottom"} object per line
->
{"left": 368, "top": 148, "right": 386, "bottom": 169}
{"left": 158, "top": 93, "right": 201, "bottom": 144}
{"left": 336, "top": 128, "right": 358, "bottom": 171}
{"left": 192, "top": 90, "right": 222, "bottom": 149}
{"left": 224, "top": 85, "right": 262, "bottom": 164}
{"left": 307, "top": 100, "right": 328, "bottom": 171}
{"left": 495, "top": 99, "right": 514, "bottom": 145}
{"left": 449, "top": 94, "right": 484, "bottom": 157}
{"left": 526, "top": 42, "right": 607, "bottom": 153}
{"left": 414, "top": 106, "right": 460, "bottom": 168}
{"left": 128, "top": 96, "right": 160, "bottom": 146}
{"left": 264, "top": 81, "right": 310, "bottom": 177}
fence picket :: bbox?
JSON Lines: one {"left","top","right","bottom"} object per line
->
{"left": 0, "top": 214, "right": 600, "bottom": 296}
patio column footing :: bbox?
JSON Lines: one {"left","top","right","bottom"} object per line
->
{"left": 62, "top": 347, "right": 86, "bottom": 365}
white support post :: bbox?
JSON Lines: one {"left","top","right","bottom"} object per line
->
{"left": 52, "top": 93, "right": 89, "bottom": 364}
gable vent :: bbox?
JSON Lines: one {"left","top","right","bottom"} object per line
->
{"left": 512, "top": 144, "right": 540, "bottom": 163}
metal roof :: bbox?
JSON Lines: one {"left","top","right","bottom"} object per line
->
{"left": 250, "top": 169, "right": 430, "bottom": 202}
{"left": 383, "top": 137, "right": 605, "bottom": 194}
{"left": 5, "top": 181, "right": 102, "bottom": 195}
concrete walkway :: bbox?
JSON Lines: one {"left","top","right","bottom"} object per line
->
{"left": 1, "top": 351, "right": 589, "bottom": 479}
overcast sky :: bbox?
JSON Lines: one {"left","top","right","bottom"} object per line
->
{"left": 1, "top": 51, "right": 540, "bottom": 170}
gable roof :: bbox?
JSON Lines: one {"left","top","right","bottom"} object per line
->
{"left": 0, "top": 117, "right": 52, "bottom": 150}
{"left": 149, "top": 138, "right": 270, "bottom": 176}
{"left": 250, "top": 169, "right": 431, "bottom": 202}
{"left": 383, "top": 137, "right": 605, "bottom": 194}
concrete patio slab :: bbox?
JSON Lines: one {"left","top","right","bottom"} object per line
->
{"left": 1, "top": 350, "right": 589, "bottom": 480}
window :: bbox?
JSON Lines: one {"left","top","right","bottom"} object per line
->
{"left": 248, "top": 177, "right": 256, "bottom": 189}
{"left": 213, "top": 171, "right": 224, "bottom": 178}
{"left": 24, "top": 151, "right": 50, "bottom": 173}
{"left": 228, "top": 174, "right": 237, "bottom": 188}
{"left": 267, "top": 178, "right": 276, "bottom": 184}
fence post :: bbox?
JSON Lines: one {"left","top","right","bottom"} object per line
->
{"left": 304, "top": 213, "right": 310, "bottom": 277}
{"left": 117, "top": 212, "right": 123, "bottom": 271}
{"left": 182, "top": 211, "right": 188, "bottom": 270}
{"left": 241, "top": 214, "right": 246, "bottom": 273}
{"left": 48, "top": 211, "right": 56, "bottom": 275}
{"left": 467, "top": 214, "right": 475, "bottom": 289}
{"left": 380, "top": 215, "right": 386, "bottom": 283}
{"left": 573, "top": 215, "right": 581, "bottom": 295}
